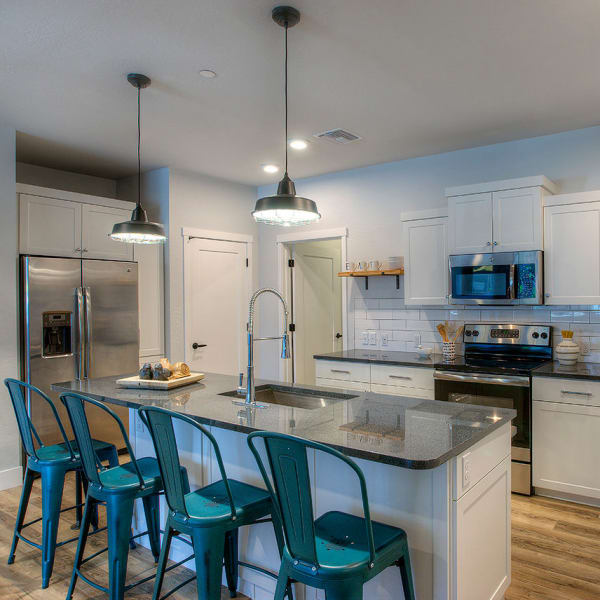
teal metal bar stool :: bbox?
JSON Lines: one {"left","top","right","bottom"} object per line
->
{"left": 4, "top": 378, "right": 118, "bottom": 589}
{"left": 139, "top": 406, "right": 293, "bottom": 600}
{"left": 61, "top": 392, "right": 175, "bottom": 600}
{"left": 247, "top": 431, "right": 416, "bottom": 600}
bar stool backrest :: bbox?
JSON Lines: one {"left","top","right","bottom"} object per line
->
{"left": 5, "top": 378, "right": 75, "bottom": 462}
{"left": 247, "top": 431, "right": 377, "bottom": 569}
{"left": 60, "top": 392, "right": 144, "bottom": 488}
{"left": 139, "top": 406, "right": 236, "bottom": 520}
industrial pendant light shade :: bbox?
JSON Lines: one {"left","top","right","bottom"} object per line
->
{"left": 110, "top": 73, "right": 166, "bottom": 244}
{"left": 253, "top": 6, "right": 321, "bottom": 227}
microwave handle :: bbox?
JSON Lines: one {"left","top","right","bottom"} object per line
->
{"left": 509, "top": 264, "right": 516, "bottom": 299}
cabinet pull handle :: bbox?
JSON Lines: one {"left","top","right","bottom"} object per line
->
{"left": 561, "top": 390, "right": 593, "bottom": 396}
{"left": 389, "top": 375, "right": 412, "bottom": 380}
{"left": 330, "top": 369, "right": 350, "bottom": 374}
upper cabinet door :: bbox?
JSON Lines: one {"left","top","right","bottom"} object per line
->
{"left": 447, "top": 192, "right": 492, "bottom": 255}
{"left": 19, "top": 194, "right": 83, "bottom": 257}
{"left": 492, "top": 188, "right": 543, "bottom": 252}
{"left": 81, "top": 205, "right": 134, "bottom": 260}
{"left": 544, "top": 202, "right": 600, "bottom": 305}
{"left": 403, "top": 217, "right": 448, "bottom": 305}
{"left": 134, "top": 242, "right": 164, "bottom": 358}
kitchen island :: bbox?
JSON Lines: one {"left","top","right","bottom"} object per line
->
{"left": 53, "top": 373, "right": 514, "bottom": 600}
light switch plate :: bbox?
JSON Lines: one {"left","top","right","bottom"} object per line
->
{"left": 381, "top": 332, "right": 389, "bottom": 347}
{"left": 368, "top": 331, "right": 377, "bottom": 346}
{"left": 462, "top": 453, "right": 472, "bottom": 488}
{"left": 360, "top": 331, "right": 369, "bottom": 345}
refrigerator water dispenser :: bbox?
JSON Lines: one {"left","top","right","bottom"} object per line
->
{"left": 42, "top": 311, "right": 72, "bottom": 357}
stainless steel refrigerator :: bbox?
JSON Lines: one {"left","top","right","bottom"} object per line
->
{"left": 20, "top": 255, "right": 139, "bottom": 448}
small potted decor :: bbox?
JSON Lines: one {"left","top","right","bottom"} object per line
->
{"left": 556, "top": 330, "right": 580, "bottom": 366}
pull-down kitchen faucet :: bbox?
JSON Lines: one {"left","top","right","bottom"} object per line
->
{"left": 242, "top": 288, "right": 290, "bottom": 406}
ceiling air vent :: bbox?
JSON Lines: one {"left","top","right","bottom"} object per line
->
{"left": 314, "top": 128, "right": 362, "bottom": 144}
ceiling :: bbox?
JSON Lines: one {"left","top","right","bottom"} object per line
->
{"left": 3, "top": 0, "right": 600, "bottom": 186}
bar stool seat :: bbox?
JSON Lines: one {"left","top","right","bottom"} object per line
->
{"left": 98, "top": 457, "right": 164, "bottom": 492}
{"left": 180, "top": 479, "right": 272, "bottom": 526}
{"left": 313, "top": 511, "right": 408, "bottom": 574}
{"left": 35, "top": 438, "right": 117, "bottom": 465}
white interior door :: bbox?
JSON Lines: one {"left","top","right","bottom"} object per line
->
{"left": 185, "top": 238, "right": 248, "bottom": 376}
{"left": 292, "top": 239, "right": 342, "bottom": 385}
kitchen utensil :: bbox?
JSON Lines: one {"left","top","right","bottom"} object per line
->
{"left": 452, "top": 326, "right": 464, "bottom": 342}
{"left": 437, "top": 323, "right": 448, "bottom": 342}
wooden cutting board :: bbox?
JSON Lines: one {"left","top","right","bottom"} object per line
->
{"left": 116, "top": 373, "right": 205, "bottom": 390}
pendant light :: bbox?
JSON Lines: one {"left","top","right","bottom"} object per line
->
{"left": 110, "top": 73, "right": 166, "bottom": 244}
{"left": 252, "top": 6, "right": 321, "bottom": 227}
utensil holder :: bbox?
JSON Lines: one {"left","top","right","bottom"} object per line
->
{"left": 442, "top": 341, "right": 456, "bottom": 361}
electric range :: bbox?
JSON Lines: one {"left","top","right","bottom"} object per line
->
{"left": 433, "top": 323, "right": 553, "bottom": 494}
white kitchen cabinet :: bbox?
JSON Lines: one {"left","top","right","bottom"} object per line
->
{"left": 134, "top": 243, "right": 165, "bottom": 358}
{"left": 402, "top": 215, "right": 448, "bottom": 305}
{"left": 492, "top": 187, "right": 544, "bottom": 252}
{"left": 447, "top": 192, "right": 493, "bottom": 255}
{"left": 81, "top": 204, "right": 134, "bottom": 260}
{"left": 453, "top": 456, "right": 511, "bottom": 600}
{"left": 533, "top": 376, "right": 600, "bottom": 500}
{"left": 20, "top": 194, "right": 83, "bottom": 258}
{"left": 544, "top": 201, "right": 600, "bottom": 305}
{"left": 315, "top": 377, "right": 370, "bottom": 392}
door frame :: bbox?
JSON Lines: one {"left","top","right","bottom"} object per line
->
{"left": 276, "top": 227, "right": 348, "bottom": 383}
{"left": 182, "top": 227, "right": 254, "bottom": 368}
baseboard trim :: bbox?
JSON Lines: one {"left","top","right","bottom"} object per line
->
{"left": 534, "top": 486, "right": 600, "bottom": 508}
{"left": 0, "top": 466, "right": 22, "bottom": 491}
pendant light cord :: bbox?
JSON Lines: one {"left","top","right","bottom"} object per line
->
{"left": 284, "top": 21, "right": 288, "bottom": 175}
{"left": 137, "top": 85, "right": 142, "bottom": 209}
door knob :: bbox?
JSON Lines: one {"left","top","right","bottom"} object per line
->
{"left": 335, "top": 333, "right": 343, "bottom": 339}
{"left": 192, "top": 343, "right": 207, "bottom": 350}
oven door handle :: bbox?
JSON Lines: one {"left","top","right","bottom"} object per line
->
{"left": 433, "top": 370, "right": 530, "bottom": 387}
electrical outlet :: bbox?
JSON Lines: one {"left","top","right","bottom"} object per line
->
{"left": 581, "top": 341, "right": 590, "bottom": 355}
{"left": 368, "top": 331, "right": 377, "bottom": 346}
{"left": 381, "top": 332, "right": 389, "bottom": 347}
{"left": 462, "top": 454, "right": 472, "bottom": 488}
{"left": 360, "top": 331, "right": 369, "bottom": 345}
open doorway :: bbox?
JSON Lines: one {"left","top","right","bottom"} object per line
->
{"left": 285, "top": 238, "right": 343, "bottom": 385}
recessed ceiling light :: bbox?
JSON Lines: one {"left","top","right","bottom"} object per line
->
{"left": 289, "top": 138, "right": 308, "bottom": 150}
{"left": 262, "top": 164, "right": 279, "bottom": 174}
{"left": 199, "top": 69, "right": 217, "bottom": 78}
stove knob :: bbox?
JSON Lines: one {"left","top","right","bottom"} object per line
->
{"left": 472, "top": 330, "right": 479, "bottom": 337}
{"left": 465, "top": 330, "right": 472, "bottom": 337}
{"left": 540, "top": 332, "right": 548, "bottom": 339}
{"left": 532, "top": 332, "right": 539, "bottom": 339}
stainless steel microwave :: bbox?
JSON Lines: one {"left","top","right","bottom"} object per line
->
{"left": 449, "top": 251, "right": 543, "bottom": 305}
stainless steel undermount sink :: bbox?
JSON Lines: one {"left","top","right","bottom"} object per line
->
{"left": 219, "top": 384, "right": 358, "bottom": 410}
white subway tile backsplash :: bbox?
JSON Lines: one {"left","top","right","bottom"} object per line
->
{"left": 379, "top": 299, "right": 406, "bottom": 309}
{"left": 420, "top": 309, "right": 448, "bottom": 321}
{"left": 479, "top": 308, "right": 515, "bottom": 322}
{"left": 355, "top": 319, "right": 380, "bottom": 330}
{"left": 392, "top": 309, "right": 420, "bottom": 320}
{"left": 366, "top": 309, "right": 395, "bottom": 320}
{"left": 385, "top": 320, "right": 407, "bottom": 330}
{"left": 551, "top": 310, "right": 573, "bottom": 322}
{"left": 572, "top": 311, "right": 590, "bottom": 323}
{"left": 590, "top": 312, "right": 600, "bottom": 323}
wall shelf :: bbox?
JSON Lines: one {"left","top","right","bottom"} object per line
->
{"left": 338, "top": 268, "right": 404, "bottom": 290}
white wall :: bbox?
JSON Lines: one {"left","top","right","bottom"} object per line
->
{"left": 17, "top": 162, "right": 117, "bottom": 197}
{"left": 0, "top": 124, "right": 21, "bottom": 489}
{"left": 118, "top": 167, "right": 257, "bottom": 362}
{"left": 256, "top": 125, "right": 600, "bottom": 378}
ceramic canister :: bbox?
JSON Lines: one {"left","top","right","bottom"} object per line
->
{"left": 556, "top": 338, "right": 580, "bottom": 366}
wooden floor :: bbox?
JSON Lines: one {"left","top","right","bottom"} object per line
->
{"left": 0, "top": 470, "right": 248, "bottom": 599}
{"left": 1, "top": 476, "right": 600, "bottom": 599}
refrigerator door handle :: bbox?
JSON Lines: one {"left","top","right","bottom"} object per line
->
{"left": 76, "top": 287, "right": 86, "bottom": 380}
{"left": 84, "top": 286, "right": 92, "bottom": 379}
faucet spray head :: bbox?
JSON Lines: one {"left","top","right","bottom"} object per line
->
{"left": 281, "top": 333, "right": 290, "bottom": 359}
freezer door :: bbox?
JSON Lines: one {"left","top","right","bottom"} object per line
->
{"left": 21, "top": 256, "right": 82, "bottom": 445}
{"left": 83, "top": 260, "right": 139, "bottom": 443}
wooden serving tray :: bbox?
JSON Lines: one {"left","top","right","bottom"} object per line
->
{"left": 116, "top": 373, "right": 205, "bottom": 390}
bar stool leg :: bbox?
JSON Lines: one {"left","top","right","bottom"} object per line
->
{"left": 152, "top": 521, "right": 175, "bottom": 600}
{"left": 74, "top": 470, "right": 83, "bottom": 527}
{"left": 273, "top": 568, "right": 290, "bottom": 600}
{"left": 66, "top": 495, "right": 95, "bottom": 600}
{"left": 7, "top": 467, "right": 35, "bottom": 565}
{"left": 106, "top": 495, "right": 135, "bottom": 600}
{"left": 142, "top": 493, "right": 161, "bottom": 562}
{"left": 397, "top": 551, "right": 416, "bottom": 600}
{"left": 191, "top": 527, "right": 226, "bottom": 600}
{"left": 224, "top": 529, "right": 239, "bottom": 598}
{"left": 40, "top": 466, "right": 66, "bottom": 588}
{"left": 323, "top": 578, "right": 363, "bottom": 600}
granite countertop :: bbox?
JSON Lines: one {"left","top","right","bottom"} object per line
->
{"left": 52, "top": 373, "right": 515, "bottom": 470}
{"left": 533, "top": 361, "right": 600, "bottom": 381}
{"left": 313, "top": 349, "right": 438, "bottom": 368}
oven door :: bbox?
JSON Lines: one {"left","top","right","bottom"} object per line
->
{"left": 449, "top": 252, "right": 516, "bottom": 305}
{"left": 433, "top": 370, "right": 530, "bottom": 454}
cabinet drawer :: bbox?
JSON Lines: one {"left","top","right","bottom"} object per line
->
{"left": 315, "top": 360, "right": 370, "bottom": 383}
{"left": 315, "top": 377, "right": 370, "bottom": 392}
{"left": 371, "top": 364, "right": 434, "bottom": 390}
{"left": 533, "top": 376, "right": 600, "bottom": 407}
{"left": 370, "top": 383, "right": 433, "bottom": 399}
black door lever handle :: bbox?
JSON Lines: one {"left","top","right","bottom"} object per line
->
{"left": 192, "top": 343, "right": 207, "bottom": 350}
